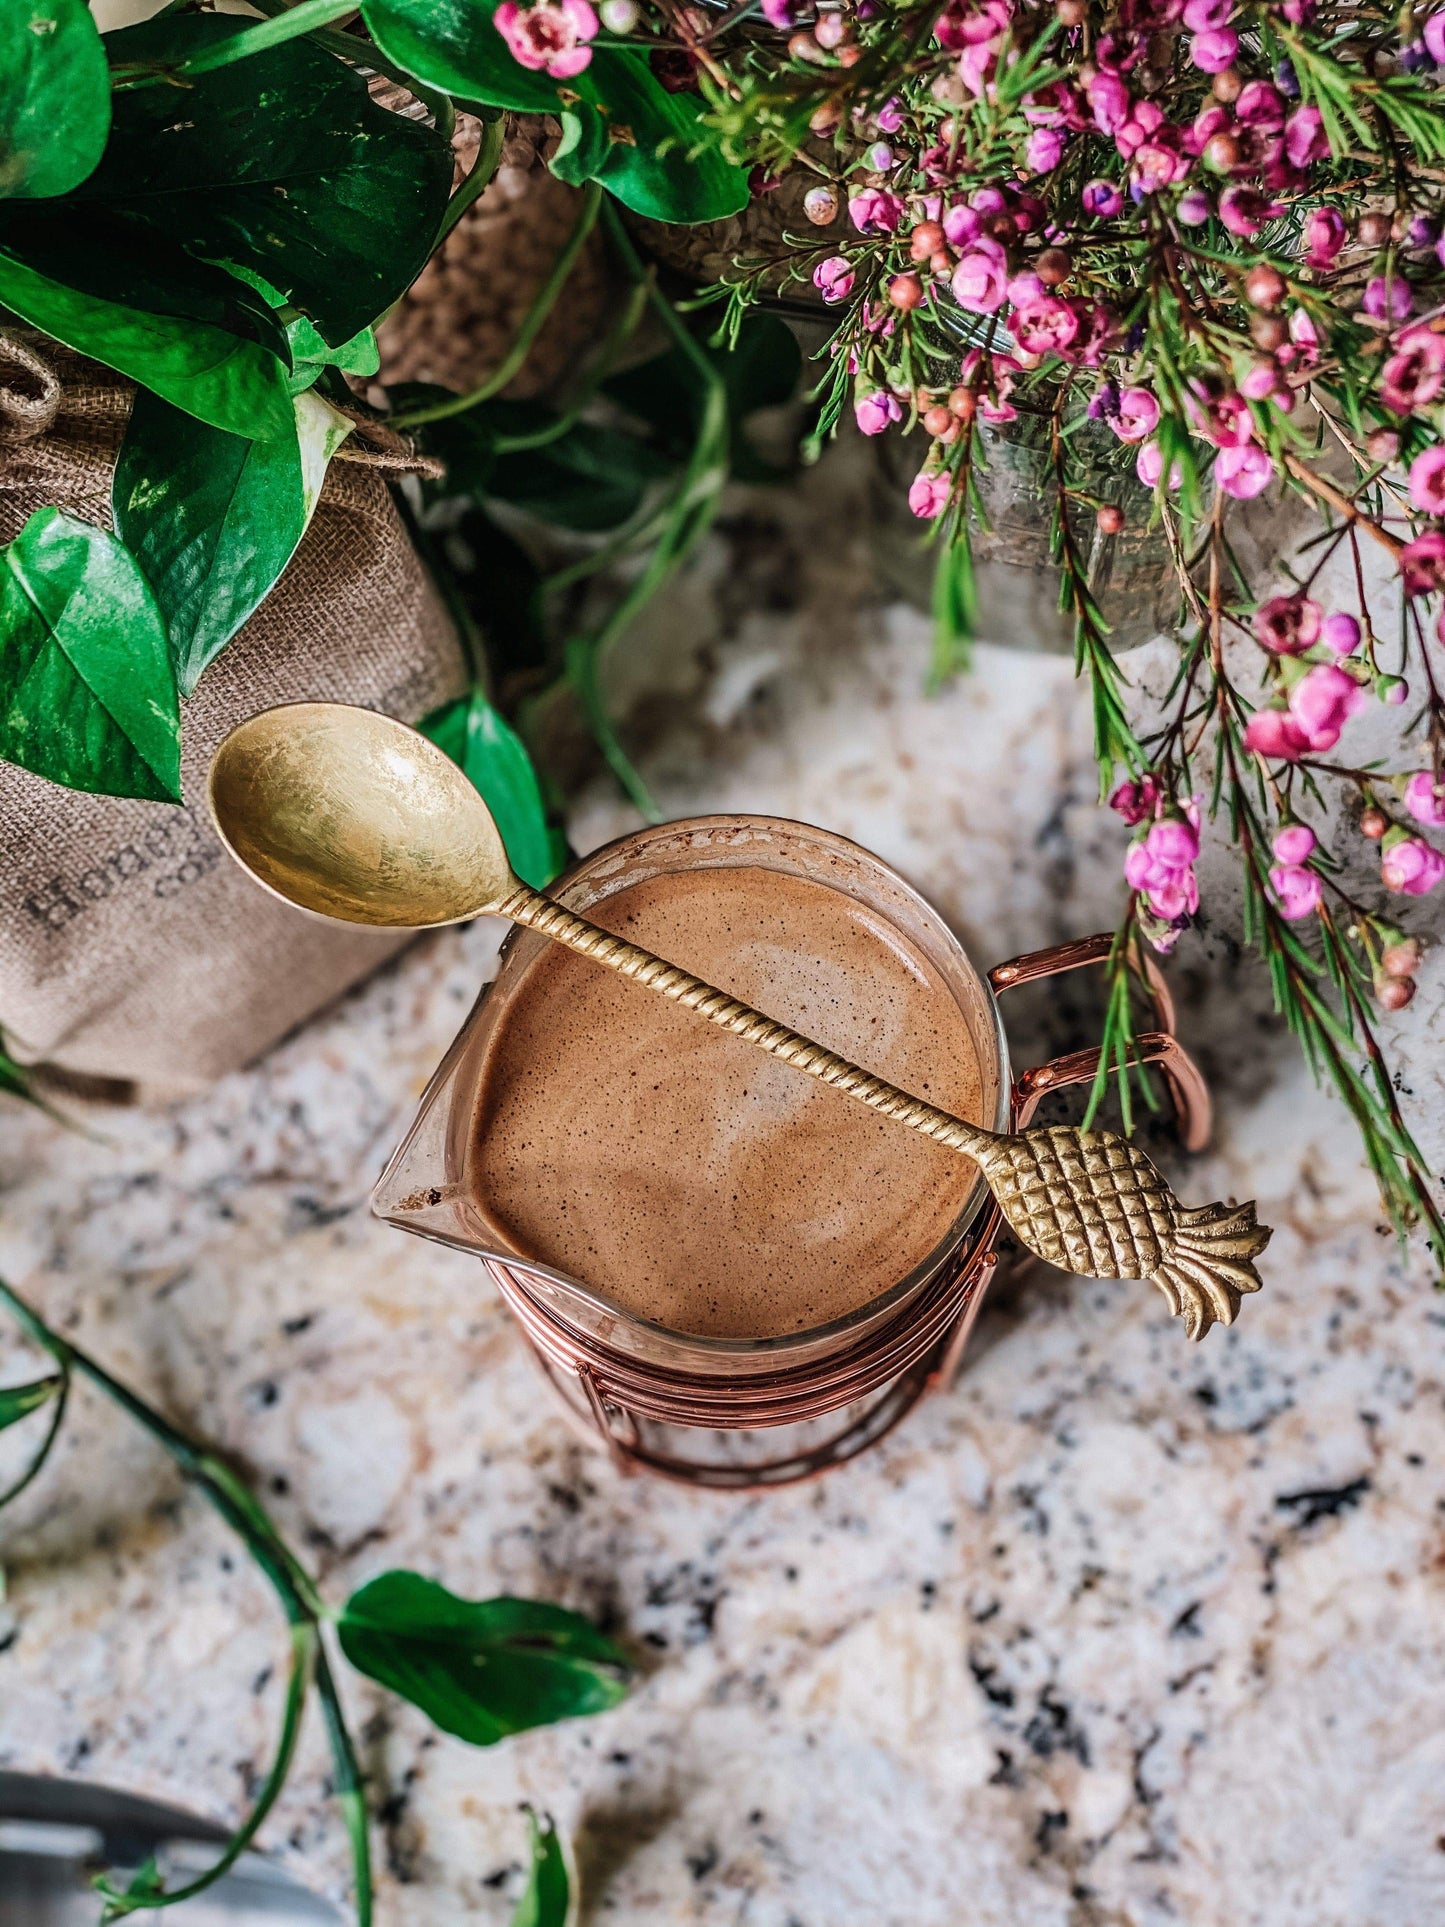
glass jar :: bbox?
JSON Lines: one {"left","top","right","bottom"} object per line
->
{"left": 373, "top": 817, "right": 1209, "bottom": 1486}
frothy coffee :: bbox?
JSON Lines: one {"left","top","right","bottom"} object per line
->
{"left": 468, "top": 862, "right": 984, "bottom": 1339}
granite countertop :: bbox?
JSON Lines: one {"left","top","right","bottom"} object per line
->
{"left": 2, "top": 453, "right": 1444, "bottom": 1927}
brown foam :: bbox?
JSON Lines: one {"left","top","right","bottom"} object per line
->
{"left": 468, "top": 863, "right": 983, "bottom": 1339}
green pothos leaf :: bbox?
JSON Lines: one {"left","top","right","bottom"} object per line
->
{"left": 0, "top": 238, "right": 294, "bottom": 440}
{"left": 336, "top": 1572, "right": 631, "bottom": 1746}
{"left": 0, "top": 1373, "right": 62, "bottom": 1432}
{"left": 114, "top": 387, "right": 352, "bottom": 695}
{"left": 360, "top": 0, "right": 746, "bottom": 222}
{"left": 92, "top": 14, "right": 454, "bottom": 345}
{"left": 0, "top": 508, "right": 181, "bottom": 802}
{"left": 422, "top": 690, "right": 566, "bottom": 889}
{"left": 0, "top": 0, "right": 110, "bottom": 199}
{"left": 512, "top": 1813, "right": 572, "bottom": 1927}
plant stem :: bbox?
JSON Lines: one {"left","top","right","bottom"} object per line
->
{"left": 389, "top": 183, "right": 605, "bottom": 429}
{"left": 0, "top": 1277, "right": 369, "bottom": 1915}
{"left": 97, "top": 1625, "right": 317, "bottom": 1921}
{"left": 434, "top": 116, "right": 506, "bottom": 252}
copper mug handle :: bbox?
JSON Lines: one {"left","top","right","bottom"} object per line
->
{"left": 990, "top": 932, "right": 1210, "bottom": 1148}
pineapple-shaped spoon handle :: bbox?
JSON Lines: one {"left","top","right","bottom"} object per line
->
{"left": 500, "top": 885, "right": 1270, "bottom": 1341}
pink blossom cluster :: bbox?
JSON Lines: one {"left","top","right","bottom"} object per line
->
{"left": 1117, "top": 798, "right": 1202, "bottom": 936}
{"left": 1244, "top": 664, "right": 1367, "bottom": 761}
{"left": 1381, "top": 827, "right": 1445, "bottom": 895}
{"left": 1268, "top": 823, "right": 1322, "bottom": 920}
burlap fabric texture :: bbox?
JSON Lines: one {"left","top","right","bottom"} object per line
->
{"left": 0, "top": 332, "right": 468, "bottom": 1095}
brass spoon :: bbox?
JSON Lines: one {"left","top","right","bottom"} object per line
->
{"left": 208, "top": 702, "right": 1270, "bottom": 1340}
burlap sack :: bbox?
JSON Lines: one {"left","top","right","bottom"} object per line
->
{"left": 0, "top": 332, "right": 468, "bottom": 1095}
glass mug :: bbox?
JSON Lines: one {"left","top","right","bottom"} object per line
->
{"left": 372, "top": 817, "right": 1209, "bottom": 1489}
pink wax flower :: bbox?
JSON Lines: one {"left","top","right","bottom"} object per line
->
{"left": 1363, "top": 274, "right": 1414, "bottom": 322}
{"left": 1244, "top": 707, "right": 1308, "bottom": 760}
{"left": 1290, "top": 661, "right": 1367, "bottom": 748}
{"left": 494, "top": 0, "right": 597, "bottom": 75}
{"left": 1284, "top": 105, "right": 1329, "bottom": 168}
{"left": 909, "top": 468, "right": 952, "bottom": 519}
{"left": 849, "top": 188, "right": 903, "bottom": 235}
{"left": 1425, "top": 12, "right": 1445, "bottom": 60}
{"left": 1380, "top": 327, "right": 1445, "bottom": 413}
{"left": 1269, "top": 863, "right": 1322, "bottom": 918}
{"left": 876, "top": 97, "right": 904, "bottom": 133}
{"left": 1253, "top": 593, "right": 1322, "bottom": 654}
{"left": 1400, "top": 529, "right": 1445, "bottom": 595}
{"left": 1215, "top": 443, "right": 1275, "bottom": 498}
{"left": 854, "top": 390, "right": 903, "bottom": 436}
{"left": 1133, "top": 140, "right": 1189, "bottom": 194}
{"left": 958, "top": 39, "right": 997, "bottom": 95}
{"left": 1011, "top": 294, "right": 1079, "bottom": 356}
{"left": 1321, "top": 611, "right": 1362, "bottom": 655}
{"left": 760, "top": 0, "right": 795, "bottom": 24}
{"left": 1082, "top": 178, "right": 1124, "bottom": 218}
{"left": 1219, "top": 185, "right": 1280, "bottom": 238}
{"left": 1109, "top": 773, "right": 1161, "bottom": 824}
{"left": 1381, "top": 831, "right": 1445, "bottom": 895}
{"left": 1303, "top": 207, "right": 1347, "bottom": 268}
{"left": 1026, "top": 126, "right": 1067, "bottom": 173}
{"left": 935, "top": 0, "right": 1011, "bottom": 48}
{"left": 1136, "top": 439, "right": 1181, "bottom": 489}
{"left": 1409, "top": 445, "right": 1445, "bottom": 514}
{"left": 952, "top": 239, "right": 1009, "bottom": 313}
{"left": 813, "top": 256, "right": 855, "bottom": 304}
{"left": 1183, "top": 0, "right": 1231, "bottom": 27}
{"left": 1111, "top": 386, "right": 1160, "bottom": 443}
{"left": 1178, "top": 188, "right": 1212, "bottom": 224}
{"left": 1404, "top": 770, "right": 1445, "bottom": 825}
{"left": 941, "top": 201, "right": 982, "bottom": 246}
{"left": 1272, "top": 822, "right": 1317, "bottom": 865}
{"left": 1147, "top": 816, "right": 1200, "bottom": 868}
{"left": 1237, "top": 79, "right": 1286, "bottom": 125}
{"left": 1088, "top": 72, "right": 1131, "bottom": 133}
{"left": 1124, "top": 826, "right": 1201, "bottom": 922}
{"left": 1006, "top": 270, "right": 1045, "bottom": 307}
{"left": 1288, "top": 309, "right": 1321, "bottom": 365}
{"left": 1190, "top": 28, "right": 1238, "bottom": 70}
{"left": 1241, "top": 360, "right": 1284, "bottom": 404}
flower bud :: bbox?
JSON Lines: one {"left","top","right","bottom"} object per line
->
{"left": 1375, "top": 974, "right": 1416, "bottom": 1010}
{"left": 1212, "top": 66, "right": 1242, "bottom": 101}
{"left": 600, "top": 0, "right": 639, "bottom": 28}
{"left": 1381, "top": 937, "right": 1422, "bottom": 978}
{"left": 1057, "top": 0, "right": 1086, "bottom": 22}
{"left": 1036, "top": 246, "right": 1072, "bottom": 284}
{"left": 922, "top": 403, "right": 954, "bottom": 434}
{"left": 1377, "top": 674, "right": 1410, "bottom": 705}
{"left": 809, "top": 98, "right": 842, "bottom": 133}
{"left": 1204, "top": 132, "right": 1241, "bottom": 173}
{"left": 1096, "top": 503, "right": 1125, "bottom": 534}
{"left": 1360, "top": 806, "right": 1389, "bottom": 840}
{"left": 1245, "top": 264, "right": 1287, "bottom": 309}
{"left": 814, "top": 11, "right": 849, "bottom": 48}
{"left": 1251, "top": 313, "right": 1288, "bottom": 351}
{"left": 1357, "top": 211, "right": 1392, "bottom": 248}
{"left": 1366, "top": 427, "right": 1400, "bottom": 463}
{"left": 888, "top": 271, "right": 925, "bottom": 310}
{"left": 909, "top": 220, "right": 945, "bottom": 261}
{"left": 803, "top": 184, "right": 840, "bottom": 225}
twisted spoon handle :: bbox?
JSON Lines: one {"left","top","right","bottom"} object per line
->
{"left": 499, "top": 885, "right": 1270, "bottom": 1339}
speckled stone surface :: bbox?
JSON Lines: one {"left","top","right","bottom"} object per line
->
{"left": 2, "top": 449, "right": 1444, "bottom": 1927}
